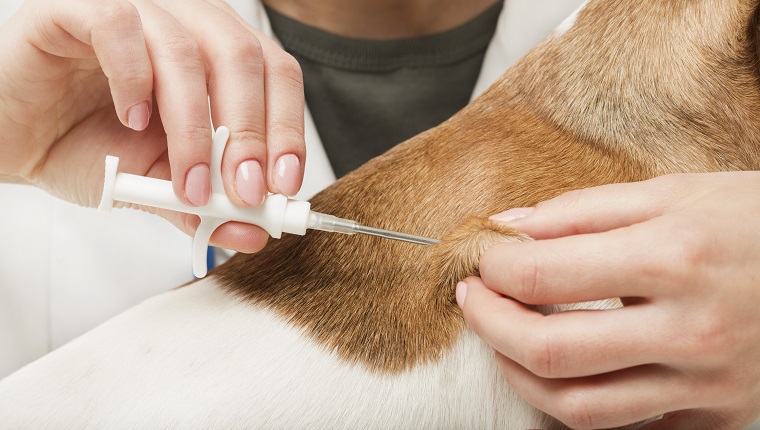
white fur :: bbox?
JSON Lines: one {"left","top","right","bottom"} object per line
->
{"left": 554, "top": 0, "right": 590, "bottom": 36}
{"left": 0, "top": 277, "right": 563, "bottom": 429}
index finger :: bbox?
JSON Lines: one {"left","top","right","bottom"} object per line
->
{"left": 132, "top": 0, "right": 213, "bottom": 207}
{"left": 497, "top": 174, "right": 694, "bottom": 240}
{"left": 479, "top": 218, "right": 678, "bottom": 305}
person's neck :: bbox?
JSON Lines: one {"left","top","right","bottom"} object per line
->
{"left": 262, "top": 0, "right": 500, "bottom": 39}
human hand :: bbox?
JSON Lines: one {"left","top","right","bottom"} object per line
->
{"left": 0, "top": 0, "right": 306, "bottom": 253}
{"left": 457, "top": 172, "right": 760, "bottom": 429}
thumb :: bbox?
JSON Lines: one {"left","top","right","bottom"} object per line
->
{"left": 491, "top": 176, "right": 679, "bottom": 240}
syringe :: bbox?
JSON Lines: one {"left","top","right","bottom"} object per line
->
{"left": 98, "top": 126, "right": 439, "bottom": 278}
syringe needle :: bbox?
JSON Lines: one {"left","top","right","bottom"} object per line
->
{"left": 354, "top": 224, "right": 440, "bottom": 245}
{"left": 307, "top": 211, "right": 439, "bottom": 246}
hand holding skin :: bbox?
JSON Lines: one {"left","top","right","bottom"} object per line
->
{"left": 458, "top": 172, "right": 760, "bottom": 429}
{"left": 0, "top": 0, "right": 306, "bottom": 253}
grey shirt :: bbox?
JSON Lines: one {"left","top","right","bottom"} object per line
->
{"left": 266, "top": 2, "right": 503, "bottom": 177}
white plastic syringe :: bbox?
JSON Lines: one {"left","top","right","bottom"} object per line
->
{"left": 98, "top": 126, "right": 438, "bottom": 278}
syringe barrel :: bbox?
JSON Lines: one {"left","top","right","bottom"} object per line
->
{"left": 99, "top": 156, "right": 311, "bottom": 239}
{"left": 112, "top": 173, "right": 182, "bottom": 212}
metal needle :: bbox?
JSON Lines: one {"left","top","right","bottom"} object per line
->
{"left": 354, "top": 225, "right": 441, "bottom": 245}
{"left": 307, "top": 211, "right": 440, "bottom": 245}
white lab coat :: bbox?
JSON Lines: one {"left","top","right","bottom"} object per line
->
{"left": 0, "top": 0, "right": 584, "bottom": 378}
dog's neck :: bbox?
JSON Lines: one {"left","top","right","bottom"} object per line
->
{"left": 507, "top": 0, "right": 760, "bottom": 173}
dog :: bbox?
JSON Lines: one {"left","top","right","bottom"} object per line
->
{"left": 1, "top": 0, "right": 759, "bottom": 428}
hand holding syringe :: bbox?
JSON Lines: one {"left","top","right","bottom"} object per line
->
{"left": 99, "top": 126, "right": 439, "bottom": 278}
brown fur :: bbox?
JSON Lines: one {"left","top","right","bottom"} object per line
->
{"left": 515, "top": 0, "right": 760, "bottom": 172}
{"left": 428, "top": 217, "right": 531, "bottom": 296}
{"left": 216, "top": 0, "right": 760, "bottom": 374}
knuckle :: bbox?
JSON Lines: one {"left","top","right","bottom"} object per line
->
{"left": 110, "top": 63, "right": 152, "bottom": 86}
{"left": 93, "top": 0, "right": 141, "bottom": 29}
{"left": 522, "top": 329, "right": 564, "bottom": 378}
{"left": 521, "top": 342, "right": 548, "bottom": 377}
{"left": 539, "top": 189, "right": 587, "bottom": 235}
{"left": 655, "top": 217, "right": 710, "bottom": 282}
{"left": 672, "top": 228, "right": 710, "bottom": 269}
{"left": 638, "top": 247, "right": 671, "bottom": 281}
{"left": 224, "top": 35, "right": 264, "bottom": 64}
{"left": 268, "top": 53, "right": 304, "bottom": 89}
{"left": 207, "top": 0, "right": 237, "bottom": 15}
{"left": 681, "top": 314, "right": 734, "bottom": 358}
{"left": 640, "top": 217, "right": 708, "bottom": 286}
{"left": 555, "top": 390, "right": 595, "bottom": 430}
{"left": 268, "top": 117, "right": 304, "bottom": 149}
{"left": 553, "top": 188, "right": 586, "bottom": 211}
{"left": 229, "top": 128, "right": 267, "bottom": 148}
{"left": 88, "top": 2, "right": 144, "bottom": 53}
{"left": 514, "top": 254, "right": 542, "bottom": 303}
{"left": 174, "top": 123, "right": 212, "bottom": 145}
{"left": 162, "top": 35, "right": 202, "bottom": 65}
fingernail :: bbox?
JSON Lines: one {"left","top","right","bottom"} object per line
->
{"left": 273, "top": 154, "right": 302, "bottom": 196}
{"left": 127, "top": 101, "right": 151, "bottom": 131}
{"left": 490, "top": 207, "right": 534, "bottom": 223}
{"left": 236, "top": 160, "right": 267, "bottom": 206}
{"left": 456, "top": 281, "right": 468, "bottom": 308}
{"left": 185, "top": 163, "right": 210, "bottom": 206}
